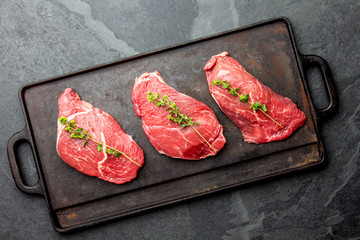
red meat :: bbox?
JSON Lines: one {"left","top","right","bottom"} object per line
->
{"left": 204, "top": 52, "right": 306, "bottom": 143}
{"left": 56, "top": 88, "right": 144, "bottom": 184}
{"left": 132, "top": 71, "right": 226, "bottom": 160}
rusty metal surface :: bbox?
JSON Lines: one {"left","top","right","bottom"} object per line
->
{"left": 12, "top": 18, "right": 326, "bottom": 231}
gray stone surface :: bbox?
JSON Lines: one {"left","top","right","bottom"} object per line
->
{"left": 0, "top": 0, "right": 359, "bottom": 239}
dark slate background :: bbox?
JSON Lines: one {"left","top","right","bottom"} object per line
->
{"left": 1, "top": 1, "right": 359, "bottom": 239}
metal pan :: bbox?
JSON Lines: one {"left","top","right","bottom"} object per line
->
{"left": 7, "top": 17, "right": 337, "bottom": 232}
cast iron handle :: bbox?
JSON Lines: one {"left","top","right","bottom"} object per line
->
{"left": 7, "top": 127, "right": 43, "bottom": 195}
{"left": 301, "top": 54, "right": 337, "bottom": 120}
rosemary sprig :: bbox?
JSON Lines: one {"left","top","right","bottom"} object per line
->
{"left": 147, "top": 92, "right": 217, "bottom": 153}
{"left": 59, "top": 116, "right": 142, "bottom": 167}
{"left": 212, "top": 79, "right": 284, "bottom": 128}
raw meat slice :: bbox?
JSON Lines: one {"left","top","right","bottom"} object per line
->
{"left": 57, "top": 88, "right": 144, "bottom": 184}
{"left": 132, "top": 71, "right": 226, "bottom": 160}
{"left": 204, "top": 52, "right": 306, "bottom": 143}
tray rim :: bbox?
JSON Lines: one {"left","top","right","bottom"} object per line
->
{"left": 15, "top": 16, "right": 325, "bottom": 232}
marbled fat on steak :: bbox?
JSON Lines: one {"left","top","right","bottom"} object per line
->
{"left": 204, "top": 52, "right": 306, "bottom": 143}
{"left": 132, "top": 71, "right": 226, "bottom": 160}
{"left": 56, "top": 88, "right": 144, "bottom": 184}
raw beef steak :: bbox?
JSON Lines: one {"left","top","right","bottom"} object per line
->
{"left": 57, "top": 88, "right": 144, "bottom": 184}
{"left": 204, "top": 52, "right": 306, "bottom": 143}
{"left": 132, "top": 71, "right": 226, "bottom": 160}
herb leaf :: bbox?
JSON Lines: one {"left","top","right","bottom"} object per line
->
{"left": 239, "top": 94, "right": 249, "bottom": 103}
{"left": 261, "top": 104, "right": 268, "bottom": 112}
{"left": 59, "top": 116, "right": 68, "bottom": 124}
{"left": 97, "top": 144, "right": 103, "bottom": 152}
{"left": 82, "top": 138, "right": 88, "bottom": 147}
{"left": 69, "top": 120, "right": 75, "bottom": 127}
{"left": 106, "top": 149, "right": 115, "bottom": 154}
{"left": 250, "top": 102, "right": 262, "bottom": 111}
{"left": 75, "top": 128, "right": 83, "bottom": 133}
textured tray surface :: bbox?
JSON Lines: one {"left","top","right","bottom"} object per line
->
{"left": 22, "top": 19, "right": 318, "bottom": 215}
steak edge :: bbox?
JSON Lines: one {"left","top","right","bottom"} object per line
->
{"left": 132, "top": 71, "right": 226, "bottom": 160}
{"left": 57, "top": 88, "right": 144, "bottom": 184}
{"left": 204, "top": 52, "right": 306, "bottom": 143}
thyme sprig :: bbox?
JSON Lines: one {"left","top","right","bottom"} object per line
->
{"left": 59, "top": 116, "right": 142, "bottom": 167}
{"left": 147, "top": 92, "right": 200, "bottom": 128}
{"left": 212, "top": 79, "right": 284, "bottom": 128}
{"left": 147, "top": 92, "right": 216, "bottom": 153}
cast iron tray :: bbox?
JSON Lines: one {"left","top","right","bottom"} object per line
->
{"left": 7, "top": 17, "right": 336, "bottom": 232}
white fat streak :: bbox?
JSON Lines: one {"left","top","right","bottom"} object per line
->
{"left": 211, "top": 93, "right": 224, "bottom": 108}
{"left": 56, "top": 121, "right": 64, "bottom": 156}
{"left": 143, "top": 124, "right": 166, "bottom": 154}
{"left": 154, "top": 72, "right": 166, "bottom": 83}
{"left": 177, "top": 128, "right": 193, "bottom": 150}
{"left": 135, "top": 72, "right": 150, "bottom": 84}
{"left": 217, "top": 70, "right": 230, "bottom": 77}
{"left": 81, "top": 101, "right": 93, "bottom": 112}
{"left": 135, "top": 71, "right": 166, "bottom": 85}
{"left": 214, "top": 51, "right": 229, "bottom": 57}
{"left": 97, "top": 131, "right": 108, "bottom": 174}
{"left": 144, "top": 124, "right": 181, "bottom": 156}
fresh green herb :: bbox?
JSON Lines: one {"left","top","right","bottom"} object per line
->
{"left": 82, "top": 138, "right": 88, "bottom": 147}
{"left": 249, "top": 102, "right": 268, "bottom": 112}
{"left": 59, "top": 116, "right": 67, "bottom": 124}
{"left": 147, "top": 92, "right": 216, "bottom": 153}
{"left": 212, "top": 79, "right": 284, "bottom": 128}
{"left": 239, "top": 93, "right": 249, "bottom": 103}
{"left": 147, "top": 92, "right": 200, "bottom": 128}
{"left": 106, "top": 149, "right": 115, "bottom": 154}
{"left": 261, "top": 104, "right": 268, "bottom": 112}
{"left": 250, "top": 102, "right": 260, "bottom": 111}
{"left": 59, "top": 117, "right": 141, "bottom": 167}
{"left": 97, "top": 144, "right": 103, "bottom": 152}
{"left": 70, "top": 120, "right": 75, "bottom": 127}
{"left": 212, "top": 79, "right": 250, "bottom": 103}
